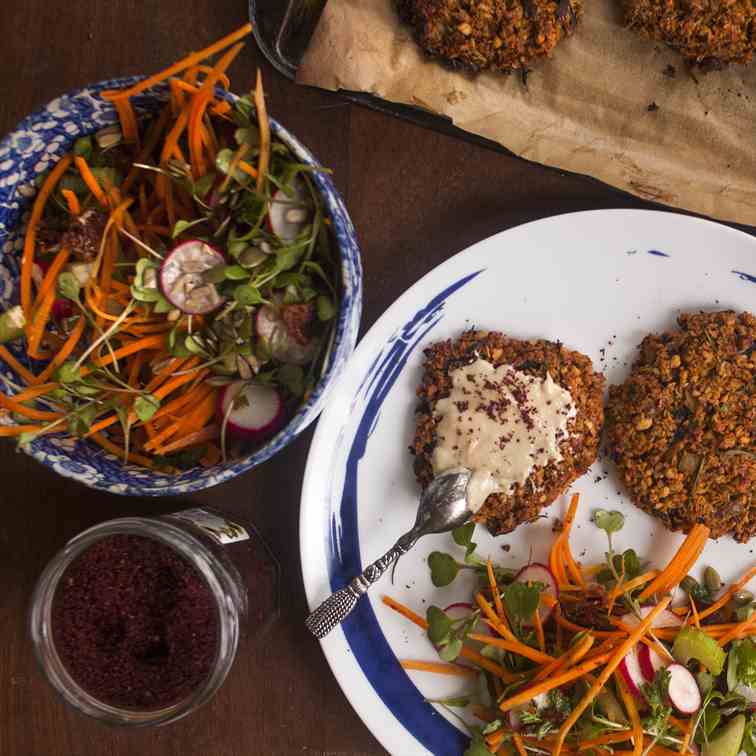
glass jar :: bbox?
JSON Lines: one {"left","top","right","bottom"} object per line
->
{"left": 30, "top": 507, "right": 279, "bottom": 727}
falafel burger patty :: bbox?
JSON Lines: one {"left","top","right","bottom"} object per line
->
{"left": 606, "top": 311, "right": 755, "bottom": 542}
{"left": 395, "top": 0, "right": 581, "bottom": 73}
{"left": 411, "top": 331, "right": 605, "bottom": 536}
{"left": 621, "top": 0, "right": 755, "bottom": 67}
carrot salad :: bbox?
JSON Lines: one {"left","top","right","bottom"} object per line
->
{"left": 0, "top": 25, "right": 339, "bottom": 469}
{"left": 386, "top": 495, "right": 756, "bottom": 755}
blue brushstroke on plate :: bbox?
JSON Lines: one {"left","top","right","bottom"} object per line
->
{"left": 329, "top": 269, "right": 483, "bottom": 756}
{"left": 733, "top": 270, "right": 756, "bottom": 284}
{"left": 647, "top": 250, "right": 670, "bottom": 257}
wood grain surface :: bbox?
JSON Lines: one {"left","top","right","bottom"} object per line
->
{"left": 0, "top": 1, "right": 689, "bottom": 754}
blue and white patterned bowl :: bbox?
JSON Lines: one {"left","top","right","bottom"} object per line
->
{"left": 0, "top": 77, "right": 362, "bottom": 495}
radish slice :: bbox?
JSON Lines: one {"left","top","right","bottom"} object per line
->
{"left": 666, "top": 663, "right": 702, "bottom": 713}
{"left": 638, "top": 644, "right": 669, "bottom": 683}
{"left": 160, "top": 240, "right": 225, "bottom": 315}
{"left": 514, "top": 563, "right": 559, "bottom": 624}
{"left": 218, "top": 381, "right": 286, "bottom": 441}
{"left": 443, "top": 602, "right": 475, "bottom": 620}
{"left": 256, "top": 305, "right": 317, "bottom": 366}
{"left": 51, "top": 298, "right": 74, "bottom": 321}
{"left": 508, "top": 705, "right": 527, "bottom": 732}
{"left": 620, "top": 606, "right": 682, "bottom": 629}
{"left": 618, "top": 646, "right": 646, "bottom": 697}
{"left": 268, "top": 180, "right": 310, "bottom": 243}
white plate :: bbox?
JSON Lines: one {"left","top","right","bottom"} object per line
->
{"left": 300, "top": 209, "right": 756, "bottom": 756}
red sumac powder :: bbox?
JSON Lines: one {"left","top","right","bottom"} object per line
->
{"left": 51, "top": 534, "right": 218, "bottom": 709}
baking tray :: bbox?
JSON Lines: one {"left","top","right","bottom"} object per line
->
{"left": 248, "top": 0, "right": 755, "bottom": 234}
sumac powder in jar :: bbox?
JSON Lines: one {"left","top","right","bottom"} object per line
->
{"left": 30, "top": 508, "right": 279, "bottom": 726}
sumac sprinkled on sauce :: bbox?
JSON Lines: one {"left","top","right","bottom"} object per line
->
{"left": 51, "top": 534, "right": 218, "bottom": 709}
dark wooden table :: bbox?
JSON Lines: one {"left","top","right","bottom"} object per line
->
{"left": 0, "top": 1, "right": 671, "bottom": 754}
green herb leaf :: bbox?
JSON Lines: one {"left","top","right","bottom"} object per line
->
{"left": 278, "top": 364, "right": 304, "bottom": 396}
{"left": 57, "top": 362, "right": 81, "bottom": 384}
{"left": 133, "top": 394, "right": 160, "bottom": 423}
{"left": 172, "top": 218, "right": 207, "bottom": 239}
{"left": 463, "top": 735, "right": 496, "bottom": 756}
{"left": 225, "top": 265, "right": 251, "bottom": 281}
{"left": 316, "top": 294, "right": 336, "bottom": 321}
{"left": 428, "top": 551, "right": 460, "bottom": 587}
{"left": 203, "top": 263, "right": 228, "bottom": 284}
{"left": 621, "top": 549, "right": 641, "bottom": 579}
{"left": 502, "top": 581, "right": 542, "bottom": 622}
{"left": 592, "top": 509, "right": 625, "bottom": 535}
{"left": 233, "top": 283, "right": 264, "bottom": 306}
{"left": 426, "top": 606, "right": 452, "bottom": 645}
{"left": 477, "top": 720, "right": 501, "bottom": 737}
{"left": 73, "top": 136, "right": 93, "bottom": 159}
{"left": 453, "top": 522, "right": 475, "bottom": 548}
{"left": 234, "top": 126, "right": 260, "bottom": 148}
{"left": 57, "top": 272, "right": 81, "bottom": 302}
{"left": 152, "top": 295, "right": 173, "bottom": 314}
{"left": 438, "top": 638, "right": 463, "bottom": 662}
{"left": 275, "top": 243, "right": 307, "bottom": 272}
{"left": 18, "top": 430, "right": 40, "bottom": 446}
{"left": 68, "top": 403, "right": 98, "bottom": 435}
{"left": 742, "top": 714, "right": 756, "bottom": 756}
{"left": 731, "top": 638, "right": 756, "bottom": 688}
{"left": 425, "top": 695, "right": 472, "bottom": 708}
{"left": 193, "top": 172, "right": 216, "bottom": 199}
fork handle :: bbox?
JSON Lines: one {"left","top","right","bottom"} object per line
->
{"left": 305, "top": 531, "right": 417, "bottom": 639}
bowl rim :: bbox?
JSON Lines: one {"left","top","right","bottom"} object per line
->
{"left": 0, "top": 76, "right": 362, "bottom": 495}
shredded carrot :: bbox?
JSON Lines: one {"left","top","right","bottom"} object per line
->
{"left": 476, "top": 592, "right": 517, "bottom": 643}
{"left": 211, "top": 99, "right": 232, "bottom": 117}
{"left": 498, "top": 652, "right": 612, "bottom": 713}
{"left": 74, "top": 156, "right": 108, "bottom": 207}
{"left": 577, "top": 730, "right": 634, "bottom": 750}
{"left": 532, "top": 634, "right": 594, "bottom": 684}
{"left": 382, "top": 595, "right": 515, "bottom": 682}
{"left": 0, "top": 391, "right": 62, "bottom": 421}
{"left": 122, "top": 105, "right": 172, "bottom": 194}
{"left": 238, "top": 160, "right": 258, "bottom": 179}
{"left": 112, "top": 95, "right": 139, "bottom": 144}
{"left": 27, "top": 287, "right": 56, "bottom": 359}
{"left": 718, "top": 612, "right": 756, "bottom": 647}
{"left": 9, "top": 383, "right": 59, "bottom": 402}
{"left": 564, "top": 543, "right": 585, "bottom": 589}
{"left": 147, "top": 422, "right": 217, "bottom": 454}
{"left": 533, "top": 606, "right": 545, "bottom": 653}
{"left": 32, "top": 317, "right": 86, "bottom": 385}
{"left": 219, "top": 143, "right": 250, "bottom": 192}
{"left": 187, "top": 43, "right": 244, "bottom": 176}
{"left": 400, "top": 660, "right": 478, "bottom": 678}
{"left": 554, "top": 607, "right": 625, "bottom": 639}
{"left": 254, "top": 69, "right": 270, "bottom": 193}
{"left": 90, "top": 432, "right": 155, "bottom": 467}
{"left": 552, "top": 597, "right": 672, "bottom": 755}
{"left": 615, "top": 672, "right": 643, "bottom": 756}
{"left": 31, "top": 248, "right": 70, "bottom": 314}
{"left": 487, "top": 558, "right": 506, "bottom": 623}
{"left": 607, "top": 570, "right": 660, "bottom": 609}
{"left": 468, "top": 633, "right": 554, "bottom": 665}
{"left": 186, "top": 64, "right": 231, "bottom": 89}
{"left": 61, "top": 188, "right": 81, "bottom": 215}
{"left": 78, "top": 334, "right": 165, "bottom": 375}
{"left": 0, "top": 422, "right": 60, "bottom": 437}
{"left": 638, "top": 526, "right": 709, "bottom": 601}
{"left": 102, "top": 24, "right": 252, "bottom": 100}
{"left": 21, "top": 154, "right": 73, "bottom": 317}
{"left": 512, "top": 734, "right": 527, "bottom": 756}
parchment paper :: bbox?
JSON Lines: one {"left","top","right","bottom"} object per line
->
{"left": 297, "top": 0, "right": 756, "bottom": 225}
